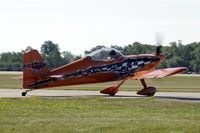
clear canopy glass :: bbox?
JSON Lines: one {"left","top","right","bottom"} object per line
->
{"left": 85, "top": 47, "right": 125, "bottom": 61}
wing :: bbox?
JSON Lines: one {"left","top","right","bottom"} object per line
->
{"left": 130, "top": 67, "right": 188, "bottom": 80}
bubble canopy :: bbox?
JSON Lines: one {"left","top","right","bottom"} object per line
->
{"left": 85, "top": 47, "right": 125, "bottom": 61}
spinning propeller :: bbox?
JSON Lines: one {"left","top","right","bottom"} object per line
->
{"left": 156, "top": 45, "right": 162, "bottom": 55}
{"left": 155, "top": 32, "right": 164, "bottom": 55}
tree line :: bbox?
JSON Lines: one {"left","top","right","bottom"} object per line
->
{"left": 0, "top": 40, "right": 199, "bottom": 73}
{"left": 0, "top": 41, "right": 81, "bottom": 71}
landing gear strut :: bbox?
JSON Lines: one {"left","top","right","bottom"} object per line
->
{"left": 137, "top": 79, "right": 156, "bottom": 96}
{"left": 22, "top": 89, "right": 33, "bottom": 96}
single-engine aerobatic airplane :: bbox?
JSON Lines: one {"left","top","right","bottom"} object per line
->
{"left": 22, "top": 46, "right": 188, "bottom": 96}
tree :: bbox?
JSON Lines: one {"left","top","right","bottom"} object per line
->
{"left": 62, "top": 51, "right": 76, "bottom": 64}
{"left": 40, "top": 41, "right": 62, "bottom": 68}
{"left": 191, "top": 46, "right": 200, "bottom": 73}
{"left": 123, "top": 42, "right": 155, "bottom": 55}
{"left": 0, "top": 52, "right": 23, "bottom": 71}
{"left": 1, "top": 40, "right": 200, "bottom": 73}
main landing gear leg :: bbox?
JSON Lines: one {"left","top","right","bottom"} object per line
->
{"left": 137, "top": 79, "right": 156, "bottom": 96}
{"left": 22, "top": 89, "right": 33, "bottom": 96}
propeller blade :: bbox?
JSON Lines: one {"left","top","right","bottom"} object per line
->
{"left": 156, "top": 45, "right": 162, "bottom": 55}
{"left": 155, "top": 32, "right": 164, "bottom": 55}
{"left": 155, "top": 32, "right": 164, "bottom": 46}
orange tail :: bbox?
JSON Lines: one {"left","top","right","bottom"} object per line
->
{"left": 23, "top": 50, "right": 50, "bottom": 89}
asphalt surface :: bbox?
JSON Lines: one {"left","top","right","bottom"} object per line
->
{"left": 0, "top": 71, "right": 22, "bottom": 74}
{"left": 0, "top": 89, "right": 200, "bottom": 102}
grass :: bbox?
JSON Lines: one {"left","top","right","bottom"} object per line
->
{"left": 0, "top": 97, "right": 200, "bottom": 133}
{"left": 1, "top": 74, "right": 200, "bottom": 92}
{"left": 0, "top": 74, "right": 22, "bottom": 89}
{"left": 0, "top": 73, "right": 200, "bottom": 132}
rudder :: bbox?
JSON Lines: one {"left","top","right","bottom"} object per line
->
{"left": 23, "top": 50, "right": 50, "bottom": 89}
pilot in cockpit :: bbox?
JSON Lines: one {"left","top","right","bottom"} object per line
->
{"left": 108, "top": 50, "right": 118, "bottom": 59}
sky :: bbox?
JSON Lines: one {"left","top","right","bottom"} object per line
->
{"left": 0, "top": 0, "right": 200, "bottom": 55}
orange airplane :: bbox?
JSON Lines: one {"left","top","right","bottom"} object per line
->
{"left": 22, "top": 47, "right": 188, "bottom": 96}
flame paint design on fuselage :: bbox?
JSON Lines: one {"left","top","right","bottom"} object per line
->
{"left": 60, "top": 56, "right": 160, "bottom": 80}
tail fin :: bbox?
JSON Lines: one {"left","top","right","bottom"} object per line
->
{"left": 23, "top": 50, "right": 50, "bottom": 89}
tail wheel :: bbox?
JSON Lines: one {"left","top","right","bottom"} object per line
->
{"left": 22, "top": 92, "right": 27, "bottom": 96}
{"left": 21, "top": 89, "right": 33, "bottom": 96}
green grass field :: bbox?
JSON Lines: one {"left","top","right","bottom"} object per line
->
{"left": 0, "top": 97, "right": 200, "bottom": 133}
{"left": 1, "top": 74, "right": 200, "bottom": 92}
{"left": 0, "top": 73, "right": 200, "bottom": 132}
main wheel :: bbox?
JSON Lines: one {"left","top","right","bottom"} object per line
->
{"left": 109, "top": 93, "right": 115, "bottom": 96}
{"left": 137, "top": 87, "right": 156, "bottom": 96}
{"left": 147, "top": 87, "right": 156, "bottom": 96}
{"left": 22, "top": 92, "right": 27, "bottom": 96}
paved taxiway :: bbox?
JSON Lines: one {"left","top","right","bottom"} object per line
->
{"left": 0, "top": 89, "right": 200, "bottom": 102}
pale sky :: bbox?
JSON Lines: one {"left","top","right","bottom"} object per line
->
{"left": 0, "top": 0, "right": 200, "bottom": 55}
